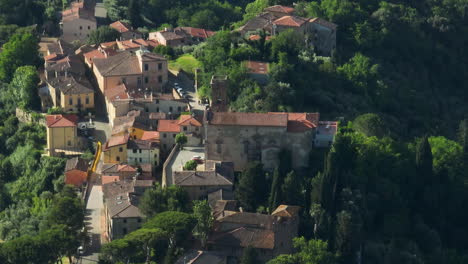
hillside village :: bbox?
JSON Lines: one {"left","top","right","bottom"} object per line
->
{"left": 38, "top": 1, "right": 339, "bottom": 262}
{"left": 1, "top": 0, "right": 468, "bottom": 263}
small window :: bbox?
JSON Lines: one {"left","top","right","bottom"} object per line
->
{"left": 169, "top": 106, "right": 173, "bottom": 112}
{"left": 67, "top": 140, "right": 71, "bottom": 146}
{"left": 145, "top": 77, "right": 149, "bottom": 84}
{"left": 183, "top": 127, "right": 187, "bottom": 131}
{"left": 163, "top": 144, "right": 166, "bottom": 149}
{"left": 77, "top": 98, "right": 81, "bottom": 106}
{"left": 144, "top": 64, "right": 149, "bottom": 71}
{"left": 119, "top": 147, "right": 123, "bottom": 152}
{"left": 139, "top": 158, "right": 142, "bottom": 162}
{"left": 177, "top": 106, "right": 181, "bottom": 112}
{"left": 133, "top": 135, "right": 136, "bottom": 140}
{"left": 122, "top": 228, "right": 127, "bottom": 234}
{"left": 158, "top": 76, "right": 163, "bottom": 83}
{"left": 139, "top": 149, "right": 142, "bottom": 153}
{"left": 172, "top": 134, "right": 176, "bottom": 138}
{"left": 116, "top": 156, "right": 120, "bottom": 162}
{"left": 80, "top": 26, "right": 82, "bottom": 30}
{"left": 85, "top": 97, "right": 89, "bottom": 104}
{"left": 156, "top": 107, "right": 159, "bottom": 112}
{"left": 154, "top": 154, "right": 157, "bottom": 159}
{"left": 123, "top": 219, "right": 127, "bottom": 223}
{"left": 195, "top": 127, "right": 199, "bottom": 131}
{"left": 158, "top": 63, "right": 162, "bottom": 70}
{"left": 69, "top": 98, "right": 73, "bottom": 105}
{"left": 137, "top": 218, "right": 141, "bottom": 223}
{"left": 155, "top": 99, "right": 159, "bottom": 104}
{"left": 122, "top": 78, "right": 127, "bottom": 84}
{"left": 133, "top": 149, "right": 137, "bottom": 153}
{"left": 163, "top": 133, "right": 167, "bottom": 138}
{"left": 88, "top": 26, "right": 91, "bottom": 30}
{"left": 137, "top": 77, "right": 142, "bottom": 86}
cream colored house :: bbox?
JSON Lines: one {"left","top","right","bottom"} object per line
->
{"left": 92, "top": 49, "right": 168, "bottom": 94}
{"left": 45, "top": 114, "right": 79, "bottom": 156}
{"left": 61, "top": 1, "right": 97, "bottom": 43}
{"left": 48, "top": 77, "right": 95, "bottom": 113}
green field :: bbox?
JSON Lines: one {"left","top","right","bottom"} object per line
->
{"left": 169, "top": 54, "right": 201, "bottom": 76}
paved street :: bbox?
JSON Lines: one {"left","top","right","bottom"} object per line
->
{"left": 79, "top": 185, "right": 104, "bottom": 264}
{"left": 169, "top": 70, "right": 205, "bottom": 113}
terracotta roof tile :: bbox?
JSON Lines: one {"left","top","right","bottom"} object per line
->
{"left": 105, "top": 134, "right": 129, "bottom": 148}
{"left": 209, "top": 227, "right": 275, "bottom": 249}
{"left": 264, "top": 5, "right": 295, "bottom": 14}
{"left": 271, "top": 205, "right": 301, "bottom": 217}
{"left": 141, "top": 131, "right": 160, "bottom": 141}
{"left": 105, "top": 83, "right": 129, "bottom": 102}
{"left": 110, "top": 21, "right": 131, "bottom": 33}
{"left": 245, "top": 61, "right": 269, "bottom": 74}
{"left": 46, "top": 114, "right": 78, "bottom": 128}
{"left": 177, "top": 27, "right": 216, "bottom": 39}
{"left": 209, "top": 112, "right": 288, "bottom": 127}
{"left": 273, "top": 15, "right": 308, "bottom": 27}
{"left": 178, "top": 115, "right": 202, "bottom": 127}
{"left": 158, "top": 120, "right": 181, "bottom": 133}
{"left": 102, "top": 175, "right": 120, "bottom": 185}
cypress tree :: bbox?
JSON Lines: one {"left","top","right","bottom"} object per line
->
{"left": 416, "top": 135, "right": 433, "bottom": 184}
{"left": 282, "top": 170, "right": 303, "bottom": 206}
{"left": 268, "top": 168, "right": 282, "bottom": 211}
{"left": 235, "top": 162, "right": 265, "bottom": 211}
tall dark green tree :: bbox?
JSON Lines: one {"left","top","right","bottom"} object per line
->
{"left": 127, "top": 0, "right": 142, "bottom": 28}
{"left": 281, "top": 170, "right": 303, "bottom": 206}
{"left": 235, "top": 162, "right": 266, "bottom": 211}
{"left": 416, "top": 135, "right": 434, "bottom": 185}
{"left": 269, "top": 168, "right": 282, "bottom": 211}
{"left": 240, "top": 246, "right": 258, "bottom": 264}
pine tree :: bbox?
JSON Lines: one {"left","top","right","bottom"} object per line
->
{"left": 269, "top": 168, "right": 282, "bottom": 211}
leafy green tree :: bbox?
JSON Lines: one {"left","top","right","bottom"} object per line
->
{"left": 175, "top": 132, "right": 188, "bottom": 148}
{"left": 144, "top": 211, "right": 196, "bottom": 248}
{"left": 45, "top": 195, "right": 84, "bottom": 232}
{"left": 184, "top": 160, "right": 198, "bottom": 170}
{"left": 242, "top": 0, "right": 269, "bottom": 23}
{"left": 88, "top": 26, "right": 120, "bottom": 45}
{"left": 125, "top": 228, "right": 167, "bottom": 263}
{"left": 100, "top": 237, "right": 136, "bottom": 264}
{"left": 337, "top": 53, "right": 379, "bottom": 96}
{"left": 416, "top": 135, "right": 434, "bottom": 184}
{"left": 352, "top": 113, "right": 387, "bottom": 137}
{"left": 0, "top": 32, "right": 40, "bottom": 82}
{"left": 154, "top": 45, "right": 175, "bottom": 59}
{"left": 104, "top": 0, "right": 127, "bottom": 21}
{"left": 268, "top": 238, "right": 338, "bottom": 264}
{"left": 240, "top": 246, "right": 258, "bottom": 264}
{"left": 9, "top": 66, "right": 40, "bottom": 110}
{"left": 192, "top": 200, "right": 213, "bottom": 248}
{"left": 235, "top": 161, "right": 267, "bottom": 211}
{"left": 140, "top": 183, "right": 190, "bottom": 218}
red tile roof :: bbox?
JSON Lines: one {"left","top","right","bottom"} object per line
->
{"left": 177, "top": 27, "right": 216, "bottom": 39}
{"left": 273, "top": 15, "right": 308, "bottom": 27}
{"left": 178, "top": 115, "right": 202, "bottom": 127}
{"left": 248, "top": 35, "right": 273, "bottom": 41}
{"left": 102, "top": 175, "right": 120, "bottom": 185}
{"left": 110, "top": 21, "right": 131, "bottom": 33}
{"left": 62, "top": 2, "right": 96, "bottom": 22}
{"left": 270, "top": 112, "right": 320, "bottom": 132}
{"left": 84, "top": 48, "right": 117, "bottom": 65}
{"left": 141, "top": 131, "right": 160, "bottom": 141}
{"left": 158, "top": 120, "right": 181, "bottom": 133}
{"left": 245, "top": 61, "right": 269, "bottom": 74}
{"left": 46, "top": 114, "right": 78, "bottom": 128}
{"left": 209, "top": 112, "right": 288, "bottom": 127}
{"left": 105, "top": 84, "right": 129, "bottom": 102}
{"left": 264, "top": 5, "right": 295, "bottom": 14}
{"left": 117, "top": 164, "right": 137, "bottom": 172}
{"left": 105, "top": 134, "right": 129, "bottom": 148}
{"left": 309, "top": 17, "right": 338, "bottom": 30}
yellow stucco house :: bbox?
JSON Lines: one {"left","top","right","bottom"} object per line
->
{"left": 103, "top": 134, "right": 129, "bottom": 164}
{"left": 48, "top": 76, "right": 95, "bottom": 113}
{"left": 45, "top": 114, "right": 79, "bottom": 156}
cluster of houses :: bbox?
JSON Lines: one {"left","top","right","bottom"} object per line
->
{"left": 37, "top": 1, "right": 340, "bottom": 263}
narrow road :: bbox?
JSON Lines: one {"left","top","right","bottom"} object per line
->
{"left": 80, "top": 185, "right": 103, "bottom": 264}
